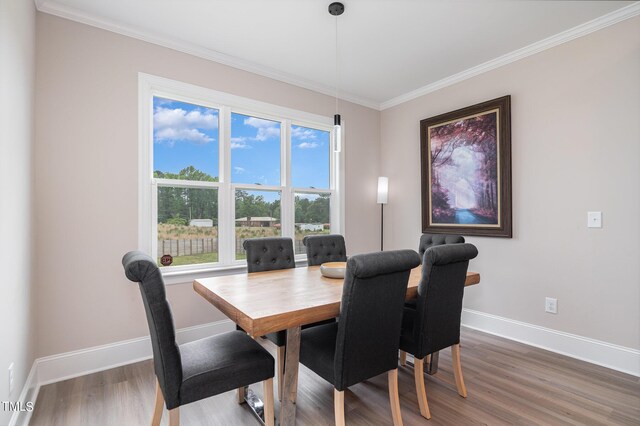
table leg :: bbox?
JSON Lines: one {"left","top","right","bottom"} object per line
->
{"left": 280, "top": 326, "right": 301, "bottom": 426}
{"left": 426, "top": 351, "right": 439, "bottom": 375}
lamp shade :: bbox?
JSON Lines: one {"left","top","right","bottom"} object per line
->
{"left": 377, "top": 176, "right": 388, "bottom": 204}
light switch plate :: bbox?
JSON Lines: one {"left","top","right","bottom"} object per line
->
{"left": 587, "top": 211, "right": 602, "bottom": 228}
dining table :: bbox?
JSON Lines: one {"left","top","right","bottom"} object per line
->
{"left": 193, "top": 264, "right": 480, "bottom": 425}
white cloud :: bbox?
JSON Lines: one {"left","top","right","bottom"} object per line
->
{"left": 153, "top": 106, "right": 218, "bottom": 145}
{"left": 155, "top": 127, "right": 212, "bottom": 145}
{"left": 297, "top": 142, "right": 319, "bottom": 149}
{"left": 291, "top": 127, "right": 318, "bottom": 141}
{"left": 234, "top": 166, "right": 245, "bottom": 174}
{"left": 244, "top": 117, "right": 276, "bottom": 128}
{"left": 244, "top": 117, "right": 280, "bottom": 141}
{"left": 155, "top": 107, "right": 218, "bottom": 130}
{"left": 231, "top": 137, "right": 251, "bottom": 149}
{"left": 256, "top": 127, "right": 280, "bottom": 141}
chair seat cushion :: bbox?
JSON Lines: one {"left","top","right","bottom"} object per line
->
{"left": 237, "top": 325, "right": 287, "bottom": 348}
{"left": 304, "top": 318, "right": 336, "bottom": 330}
{"left": 264, "top": 319, "right": 337, "bottom": 347}
{"left": 179, "top": 331, "right": 274, "bottom": 406}
{"left": 300, "top": 322, "right": 339, "bottom": 386}
{"left": 265, "top": 331, "right": 287, "bottom": 347}
{"left": 404, "top": 298, "right": 417, "bottom": 309}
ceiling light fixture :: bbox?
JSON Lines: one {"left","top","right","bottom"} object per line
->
{"left": 329, "top": 2, "right": 344, "bottom": 153}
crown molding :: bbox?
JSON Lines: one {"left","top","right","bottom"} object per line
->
{"left": 34, "top": 0, "right": 380, "bottom": 110}
{"left": 36, "top": 1, "right": 640, "bottom": 112}
{"left": 380, "top": 1, "right": 640, "bottom": 110}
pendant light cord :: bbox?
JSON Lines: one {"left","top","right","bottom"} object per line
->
{"left": 335, "top": 14, "right": 339, "bottom": 116}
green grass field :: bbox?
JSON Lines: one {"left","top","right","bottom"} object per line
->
{"left": 159, "top": 252, "right": 251, "bottom": 266}
{"left": 158, "top": 227, "right": 332, "bottom": 267}
{"left": 160, "top": 252, "right": 217, "bottom": 266}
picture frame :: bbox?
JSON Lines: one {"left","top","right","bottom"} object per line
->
{"left": 420, "top": 95, "right": 512, "bottom": 238}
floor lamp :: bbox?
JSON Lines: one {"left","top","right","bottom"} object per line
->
{"left": 377, "top": 177, "right": 388, "bottom": 251}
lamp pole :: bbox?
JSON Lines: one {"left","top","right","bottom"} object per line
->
{"left": 380, "top": 203, "right": 384, "bottom": 251}
{"left": 377, "top": 177, "right": 388, "bottom": 251}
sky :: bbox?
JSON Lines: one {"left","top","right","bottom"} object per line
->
{"left": 153, "top": 97, "right": 330, "bottom": 202}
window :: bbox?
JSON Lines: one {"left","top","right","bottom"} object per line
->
{"left": 291, "top": 125, "right": 332, "bottom": 254}
{"left": 139, "top": 74, "right": 344, "bottom": 281}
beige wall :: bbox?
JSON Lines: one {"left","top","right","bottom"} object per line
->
{"left": 32, "top": 8, "right": 639, "bottom": 360}
{"left": 34, "top": 13, "right": 380, "bottom": 357}
{"left": 380, "top": 17, "right": 640, "bottom": 349}
{"left": 0, "top": 0, "right": 36, "bottom": 420}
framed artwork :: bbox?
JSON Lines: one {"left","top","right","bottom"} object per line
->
{"left": 420, "top": 95, "right": 512, "bottom": 238}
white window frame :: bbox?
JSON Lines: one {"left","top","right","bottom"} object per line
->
{"left": 138, "top": 73, "right": 345, "bottom": 284}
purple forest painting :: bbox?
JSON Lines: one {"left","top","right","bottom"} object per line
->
{"left": 429, "top": 111, "right": 499, "bottom": 225}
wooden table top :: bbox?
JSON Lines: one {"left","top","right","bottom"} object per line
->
{"left": 193, "top": 265, "right": 480, "bottom": 338}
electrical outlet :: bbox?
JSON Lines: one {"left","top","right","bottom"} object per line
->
{"left": 545, "top": 297, "right": 558, "bottom": 314}
{"left": 8, "top": 363, "right": 14, "bottom": 395}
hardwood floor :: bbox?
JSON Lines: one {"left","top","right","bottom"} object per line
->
{"left": 30, "top": 329, "right": 640, "bottom": 425}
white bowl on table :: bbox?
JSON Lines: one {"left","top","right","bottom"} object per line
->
{"left": 320, "top": 261, "right": 347, "bottom": 279}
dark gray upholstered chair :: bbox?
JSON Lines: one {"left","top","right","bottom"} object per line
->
{"left": 300, "top": 250, "right": 421, "bottom": 426}
{"left": 122, "top": 251, "right": 275, "bottom": 426}
{"left": 241, "top": 236, "right": 334, "bottom": 401}
{"left": 243, "top": 237, "right": 296, "bottom": 273}
{"left": 404, "top": 233, "right": 466, "bottom": 312}
{"left": 399, "top": 243, "right": 478, "bottom": 420}
{"left": 418, "top": 233, "right": 465, "bottom": 260}
{"left": 303, "top": 234, "right": 347, "bottom": 266}
{"left": 241, "top": 237, "right": 294, "bottom": 401}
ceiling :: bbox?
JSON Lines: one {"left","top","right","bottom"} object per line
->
{"left": 36, "top": 0, "right": 637, "bottom": 109}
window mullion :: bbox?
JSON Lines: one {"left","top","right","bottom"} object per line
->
{"left": 151, "top": 180, "right": 158, "bottom": 260}
{"left": 219, "top": 106, "right": 233, "bottom": 265}
{"left": 281, "top": 120, "right": 294, "bottom": 241}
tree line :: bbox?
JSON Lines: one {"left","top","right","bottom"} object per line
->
{"left": 155, "top": 166, "right": 330, "bottom": 225}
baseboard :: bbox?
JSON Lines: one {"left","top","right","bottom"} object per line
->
{"left": 8, "top": 363, "right": 38, "bottom": 426}
{"left": 9, "top": 319, "right": 234, "bottom": 426}
{"left": 36, "top": 319, "right": 235, "bottom": 386}
{"left": 461, "top": 308, "right": 640, "bottom": 377}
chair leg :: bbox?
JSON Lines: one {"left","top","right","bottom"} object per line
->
{"left": 399, "top": 350, "right": 407, "bottom": 367}
{"left": 388, "top": 369, "right": 403, "bottom": 426}
{"left": 168, "top": 408, "right": 180, "bottom": 426}
{"left": 277, "top": 345, "right": 286, "bottom": 402}
{"left": 151, "top": 379, "right": 164, "bottom": 426}
{"left": 414, "top": 357, "right": 431, "bottom": 419}
{"left": 451, "top": 344, "right": 467, "bottom": 398}
{"left": 237, "top": 386, "right": 246, "bottom": 404}
{"left": 263, "top": 378, "right": 275, "bottom": 426}
{"left": 334, "top": 389, "right": 345, "bottom": 426}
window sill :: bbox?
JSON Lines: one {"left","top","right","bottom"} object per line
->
{"left": 161, "top": 258, "right": 309, "bottom": 285}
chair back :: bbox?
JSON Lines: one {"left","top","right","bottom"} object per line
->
{"left": 334, "top": 250, "right": 421, "bottom": 390}
{"left": 243, "top": 237, "right": 295, "bottom": 273}
{"left": 418, "top": 233, "right": 465, "bottom": 259}
{"left": 303, "top": 234, "right": 347, "bottom": 266}
{"left": 122, "top": 251, "right": 182, "bottom": 407}
{"left": 413, "top": 244, "right": 478, "bottom": 358}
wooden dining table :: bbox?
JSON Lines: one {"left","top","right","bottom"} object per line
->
{"left": 193, "top": 265, "right": 480, "bottom": 425}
